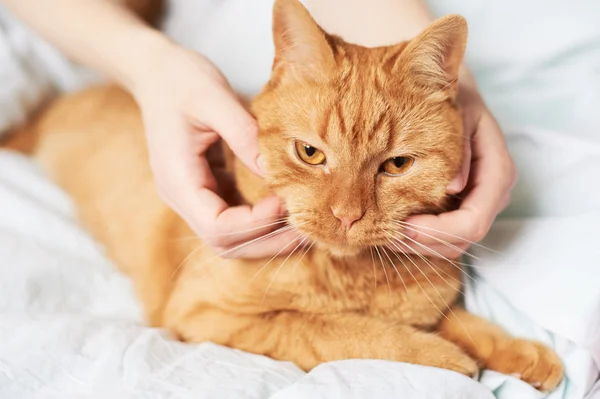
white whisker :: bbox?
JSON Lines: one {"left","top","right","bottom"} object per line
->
{"left": 396, "top": 219, "right": 500, "bottom": 255}
{"left": 369, "top": 246, "right": 377, "bottom": 291}
{"left": 249, "top": 232, "right": 304, "bottom": 284}
{"left": 261, "top": 235, "right": 307, "bottom": 305}
{"left": 394, "top": 222, "right": 479, "bottom": 260}
{"left": 374, "top": 246, "right": 392, "bottom": 303}
{"left": 391, "top": 231, "right": 478, "bottom": 284}
{"left": 380, "top": 246, "right": 409, "bottom": 294}
{"left": 385, "top": 237, "right": 449, "bottom": 321}
{"left": 389, "top": 235, "right": 464, "bottom": 296}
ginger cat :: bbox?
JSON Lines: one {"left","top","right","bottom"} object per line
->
{"left": 4, "top": 0, "right": 563, "bottom": 391}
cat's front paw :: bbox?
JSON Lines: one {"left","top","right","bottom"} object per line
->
{"left": 428, "top": 343, "right": 479, "bottom": 377}
{"left": 486, "top": 339, "right": 563, "bottom": 391}
{"left": 401, "top": 335, "right": 478, "bottom": 377}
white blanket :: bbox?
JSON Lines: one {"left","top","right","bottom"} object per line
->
{"left": 1, "top": 0, "right": 599, "bottom": 397}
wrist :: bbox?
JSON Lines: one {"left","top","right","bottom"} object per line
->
{"left": 114, "top": 27, "right": 175, "bottom": 95}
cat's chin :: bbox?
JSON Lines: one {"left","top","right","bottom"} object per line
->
{"left": 316, "top": 242, "right": 366, "bottom": 258}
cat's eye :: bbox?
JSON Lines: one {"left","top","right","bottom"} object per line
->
{"left": 295, "top": 141, "right": 326, "bottom": 165}
{"left": 381, "top": 156, "right": 415, "bottom": 176}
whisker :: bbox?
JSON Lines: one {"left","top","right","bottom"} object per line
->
{"left": 380, "top": 246, "right": 409, "bottom": 294}
{"left": 193, "top": 222, "right": 310, "bottom": 283}
{"left": 187, "top": 222, "right": 306, "bottom": 282}
{"left": 260, "top": 235, "right": 307, "bottom": 305}
{"left": 218, "top": 222, "right": 307, "bottom": 261}
{"left": 393, "top": 221, "right": 479, "bottom": 260}
{"left": 396, "top": 220, "right": 500, "bottom": 255}
{"left": 385, "top": 237, "right": 449, "bottom": 321}
{"left": 374, "top": 246, "right": 392, "bottom": 303}
{"left": 389, "top": 235, "right": 464, "bottom": 296}
{"left": 249, "top": 232, "right": 304, "bottom": 283}
{"left": 170, "top": 241, "right": 207, "bottom": 281}
{"left": 401, "top": 227, "right": 479, "bottom": 261}
{"left": 171, "top": 217, "right": 292, "bottom": 242}
{"left": 292, "top": 235, "right": 315, "bottom": 273}
{"left": 391, "top": 237, "right": 475, "bottom": 346}
{"left": 391, "top": 231, "right": 477, "bottom": 285}
{"left": 369, "top": 246, "right": 377, "bottom": 291}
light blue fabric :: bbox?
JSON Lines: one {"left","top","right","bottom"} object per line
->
{"left": 427, "top": 0, "right": 600, "bottom": 138}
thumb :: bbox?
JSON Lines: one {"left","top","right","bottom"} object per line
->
{"left": 447, "top": 133, "right": 472, "bottom": 194}
{"left": 190, "top": 84, "right": 262, "bottom": 175}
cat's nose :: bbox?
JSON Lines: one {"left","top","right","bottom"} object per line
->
{"left": 331, "top": 207, "right": 365, "bottom": 231}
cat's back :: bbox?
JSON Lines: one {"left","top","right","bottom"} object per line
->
{"left": 29, "top": 85, "right": 188, "bottom": 278}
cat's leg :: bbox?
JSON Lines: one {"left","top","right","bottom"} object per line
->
{"left": 168, "top": 308, "right": 478, "bottom": 375}
{"left": 437, "top": 307, "right": 563, "bottom": 391}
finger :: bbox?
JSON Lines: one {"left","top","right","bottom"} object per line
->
{"left": 220, "top": 226, "right": 307, "bottom": 259}
{"left": 405, "top": 115, "right": 513, "bottom": 247}
{"left": 189, "top": 86, "right": 262, "bottom": 176}
{"left": 401, "top": 210, "right": 487, "bottom": 248}
{"left": 160, "top": 164, "right": 305, "bottom": 259}
{"left": 200, "top": 196, "right": 288, "bottom": 247}
{"left": 194, "top": 195, "right": 306, "bottom": 259}
{"left": 390, "top": 239, "right": 469, "bottom": 259}
{"left": 447, "top": 135, "right": 472, "bottom": 194}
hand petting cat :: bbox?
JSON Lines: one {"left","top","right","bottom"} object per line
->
{"left": 132, "top": 44, "right": 301, "bottom": 259}
{"left": 400, "top": 72, "right": 517, "bottom": 259}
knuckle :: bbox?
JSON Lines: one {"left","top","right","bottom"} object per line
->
{"left": 504, "top": 159, "right": 518, "bottom": 186}
{"left": 448, "top": 249, "right": 463, "bottom": 260}
{"left": 438, "top": 246, "right": 460, "bottom": 259}
{"left": 456, "top": 241, "right": 471, "bottom": 251}
{"left": 500, "top": 194, "right": 511, "bottom": 210}
{"left": 154, "top": 180, "right": 172, "bottom": 203}
{"left": 470, "top": 222, "right": 489, "bottom": 242}
{"left": 202, "top": 230, "right": 223, "bottom": 247}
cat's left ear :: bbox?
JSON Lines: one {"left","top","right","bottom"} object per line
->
{"left": 394, "top": 15, "right": 468, "bottom": 101}
{"left": 271, "top": 0, "right": 336, "bottom": 83}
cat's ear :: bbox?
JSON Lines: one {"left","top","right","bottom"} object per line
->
{"left": 394, "top": 15, "right": 468, "bottom": 100}
{"left": 271, "top": 0, "right": 335, "bottom": 83}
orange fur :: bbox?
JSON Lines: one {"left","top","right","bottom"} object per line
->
{"left": 5, "top": 0, "right": 563, "bottom": 391}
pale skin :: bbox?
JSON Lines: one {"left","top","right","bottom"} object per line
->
{"left": 1, "top": 0, "right": 515, "bottom": 259}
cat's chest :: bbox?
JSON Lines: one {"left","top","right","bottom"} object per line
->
{"left": 209, "top": 249, "right": 462, "bottom": 327}
{"left": 261, "top": 250, "right": 463, "bottom": 326}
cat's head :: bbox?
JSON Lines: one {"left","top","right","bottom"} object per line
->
{"left": 251, "top": 0, "right": 467, "bottom": 257}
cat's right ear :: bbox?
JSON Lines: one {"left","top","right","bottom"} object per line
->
{"left": 271, "top": 0, "right": 335, "bottom": 84}
{"left": 392, "top": 15, "right": 468, "bottom": 101}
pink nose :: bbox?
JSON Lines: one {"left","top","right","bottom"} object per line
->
{"left": 331, "top": 207, "right": 364, "bottom": 231}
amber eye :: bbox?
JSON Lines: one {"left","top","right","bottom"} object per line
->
{"left": 295, "top": 141, "right": 326, "bottom": 165}
{"left": 381, "top": 156, "right": 415, "bottom": 176}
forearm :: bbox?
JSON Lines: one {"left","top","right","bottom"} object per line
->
{"left": 304, "top": 0, "right": 434, "bottom": 47}
{"left": 305, "top": 0, "right": 477, "bottom": 88}
{"left": 0, "top": 0, "right": 168, "bottom": 91}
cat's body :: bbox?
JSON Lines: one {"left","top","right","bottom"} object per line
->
{"left": 27, "top": 84, "right": 467, "bottom": 371}
{"left": 3, "top": 0, "right": 563, "bottom": 391}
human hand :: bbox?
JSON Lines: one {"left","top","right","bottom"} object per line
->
{"left": 397, "top": 73, "right": 517, "bottom": 259}
{"left": 132, "top": 41, "right": 301, "bottom": 258}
